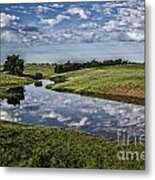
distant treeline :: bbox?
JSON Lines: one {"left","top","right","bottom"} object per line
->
{"left": 54, "top": 59, "right": 131, "bottom": 73}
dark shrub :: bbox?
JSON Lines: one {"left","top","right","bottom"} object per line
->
{"left": 6, "top": 86, "right": 25, "bottom": 105}
{"left": 34, "top": 81, "right": 43, "bottom": 87}
{"left": 50, "top": 76, "right": 66, "bottom": 83}
{"left": 34, "top": 73, "right": 43, "bottom": 80}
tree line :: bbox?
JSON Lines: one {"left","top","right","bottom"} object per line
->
{"left": 54, "top": 59, "right": 131, "bottom": 73}
{"left": 2, "top": 54, "right": 134, "bottom": 75}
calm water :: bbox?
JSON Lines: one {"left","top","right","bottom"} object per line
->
{"left": 0, "top": 80, "right": 145, "bottom": 139}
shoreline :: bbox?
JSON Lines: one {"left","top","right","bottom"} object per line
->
{"left": 48, "top": 86, "right": 144, "bottom": 106}
{"left": 48, "top": 64, "right": 144, "bottom": 106}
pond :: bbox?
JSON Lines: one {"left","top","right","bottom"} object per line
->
{"left": 0, "top": 80, "right": 145, "bottom": 139}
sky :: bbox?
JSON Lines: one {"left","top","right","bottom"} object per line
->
{"left": 0, "top": 0, "right": 145, "bottom": 63}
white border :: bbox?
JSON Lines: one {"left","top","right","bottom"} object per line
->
{"left": 0, "top": 0, "right": 155, "bottom": 179}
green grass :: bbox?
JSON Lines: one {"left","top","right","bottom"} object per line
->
{"left": 24, "top": 64, "right": 54, "bottom": 78}
{"left": 49, "top": 64, "right": 144, "bottom": 105}
{"left": 0, "top": 73, "right": 33, "bottom": 87}
{"left": 0, "top": 121, "right": 145, "bottom": 169}
{"left": 0, "top": 64, "right": 54, "bottom": 98}
{"left": 0, "top": 72, "right": 34, "bottom": 99}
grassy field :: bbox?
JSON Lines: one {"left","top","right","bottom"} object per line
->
{"left": 24, "top": 64, "right": 54, "bottom": 78}
{"left": 49, "top": 64, "right": 144, "bottom": 105}
{"left": 0, "top": 121, "right": 145, "bottom": 169}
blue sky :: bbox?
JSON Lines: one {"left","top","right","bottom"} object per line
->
{"left": 0, "top": 0, "right": 145, "bottom": 63}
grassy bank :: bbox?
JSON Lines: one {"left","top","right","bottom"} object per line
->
{"left": 49, "top": 64, "right": 144, "bottom": 105}
{"left": 0, "top": 121, "right": 145, "bottom": 169}
{"left": 0, "top": 64, "right": 53, "bottom": 99}
{"left": 0, "top": 72, "right": 34, "bottom": 99}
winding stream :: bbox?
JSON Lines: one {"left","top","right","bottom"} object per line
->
{"left": 0, "top": 80, "right": 145, "bottom": 139}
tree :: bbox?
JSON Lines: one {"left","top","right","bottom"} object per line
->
{"left": 54, "top": 64, "right": 64, "bottom": 73}
{"left": 3, "top": 54, "right": 24, "bottom": 75}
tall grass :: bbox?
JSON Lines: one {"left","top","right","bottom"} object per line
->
{"left": 50, "top": 65, "right": 144, "bottom": 105}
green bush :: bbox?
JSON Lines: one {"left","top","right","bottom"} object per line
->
{"left": 34, "top": 73, "right": 43, "bottom": 80}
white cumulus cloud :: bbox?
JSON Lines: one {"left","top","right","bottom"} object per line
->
{"left": 36, "top": 5, "right": 50, "bottom": 14}
{"left": 50, "top": 3, "right": 64, "bottom": 8}
{"left": 126, "top": 29, "right": 144, "bottom": 42}
{"left": 102, "top": 20, "right": 119, "bottom": 32}
{"left": 40, "top": 14, "right": 70, "bottom": 27}
{"left": 79, "top": 22, "right": 98, "bottom": 30}
{"left": 0, "top": 12, "right": 19, "bottom": 28}
{"left": 66, "top": 6, "right": 89, "bottom": 19}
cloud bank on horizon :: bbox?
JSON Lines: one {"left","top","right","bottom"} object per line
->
{"left": 0, "top": 0, "right": 145, "bottom": 62}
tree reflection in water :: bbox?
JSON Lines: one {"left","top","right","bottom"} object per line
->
{"left": 6, "top": 86, "right": 25, "bottom": 105}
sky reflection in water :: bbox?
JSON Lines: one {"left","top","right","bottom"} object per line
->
{"left": 0, "top": 80, "right": 145, "bottom": 139}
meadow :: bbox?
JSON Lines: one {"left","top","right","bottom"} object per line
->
{"left": 49, "top": 64, "right": 145, "bottom": 105}
{"left": 24, "top": 63, "right": 54, "bottom": 78}
{"left": 0, "top": 121, "right": 145, "bottom": 169}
